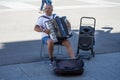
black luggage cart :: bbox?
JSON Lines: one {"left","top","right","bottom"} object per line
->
{"left": 76, "top": 17, "right": 96, "bottom": 60}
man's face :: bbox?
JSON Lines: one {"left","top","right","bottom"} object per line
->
{"left": 44, "top": 5, "right": 53, "bottom": 16}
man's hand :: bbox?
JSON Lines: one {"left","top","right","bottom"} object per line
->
{"left": 43, "top": 29, "right": 51, "bottom": 34}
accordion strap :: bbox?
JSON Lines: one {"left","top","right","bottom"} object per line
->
{"left": 41, "top": 15, "right": 51, "bottom": 19}
{"left": 41, "top": 14, "right": 56, "bottom": 19}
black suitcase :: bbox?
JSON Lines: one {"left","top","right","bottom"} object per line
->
{"left": 52, "top": 58, "right": 84, "bottom": 75}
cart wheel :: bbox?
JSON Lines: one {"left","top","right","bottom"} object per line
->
{"left": 91, "top": 48, "right": 95, "bottom": 57}
{"left": 87, "top": 57, "right": 91, "bottom": 60}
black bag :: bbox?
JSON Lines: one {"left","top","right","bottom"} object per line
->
{"left": 52, "top": 58, "right": 84, "bottom": 75}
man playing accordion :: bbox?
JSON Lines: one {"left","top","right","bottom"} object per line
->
{"left": 34, "top": 4, "right": 75, "bottom": 64}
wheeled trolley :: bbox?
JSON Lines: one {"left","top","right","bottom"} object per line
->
{"left": 76, "top": 17, "right": 96, "bottom": 60}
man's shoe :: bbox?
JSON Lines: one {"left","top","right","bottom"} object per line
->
{"left": 49, "top": 57, "right": 56, "bottom": 65}
{"left": 50, "top": 61, "right": 54, "bottom": 65}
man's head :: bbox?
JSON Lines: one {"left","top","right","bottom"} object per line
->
{"left": 44, "top": 4, "right": 53, "bottom": 16}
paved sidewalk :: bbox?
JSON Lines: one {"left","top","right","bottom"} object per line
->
{"left": 0, "top": 0, "right": 120, "bottom": 80}
{"left": 0, "top": 0, "right": 120, "bottom": 66}
{"left": 0, "top": 52, "right": 120, "bottom": 80}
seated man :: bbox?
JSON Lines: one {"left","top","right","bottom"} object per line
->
{"left": 34, "top": 4, "right": 75, "bottom": 63}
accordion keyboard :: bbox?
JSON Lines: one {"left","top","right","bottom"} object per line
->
{"left": 45, "top": 20, "right": 58, "bottom": 42}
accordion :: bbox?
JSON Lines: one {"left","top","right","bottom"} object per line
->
{"left": 45, "top": 16, "right": 72, "bottom": 42}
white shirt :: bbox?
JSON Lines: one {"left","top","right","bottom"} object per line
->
{"left": 35, "top": 14, "right": 57, "bottom": 39}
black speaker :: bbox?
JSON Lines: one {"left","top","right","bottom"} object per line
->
{"left": 80, "top": 26, "right": 94, "bottom": 35}
{"left": 79, "top": 35, "right": 94, "bottom": 50}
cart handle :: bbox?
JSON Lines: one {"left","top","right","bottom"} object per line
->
{"left": 80, "top": 16, "right": 96, "bottom": 29}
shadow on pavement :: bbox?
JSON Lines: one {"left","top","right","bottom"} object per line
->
{"left": 0, "top": 28, "right": 120, "bottom": 66}
{"left": 0, "top": 40, "right": 41, "bottom": 66}
{"left": 95, "top": 26, "right": 120, "bottom": 54}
